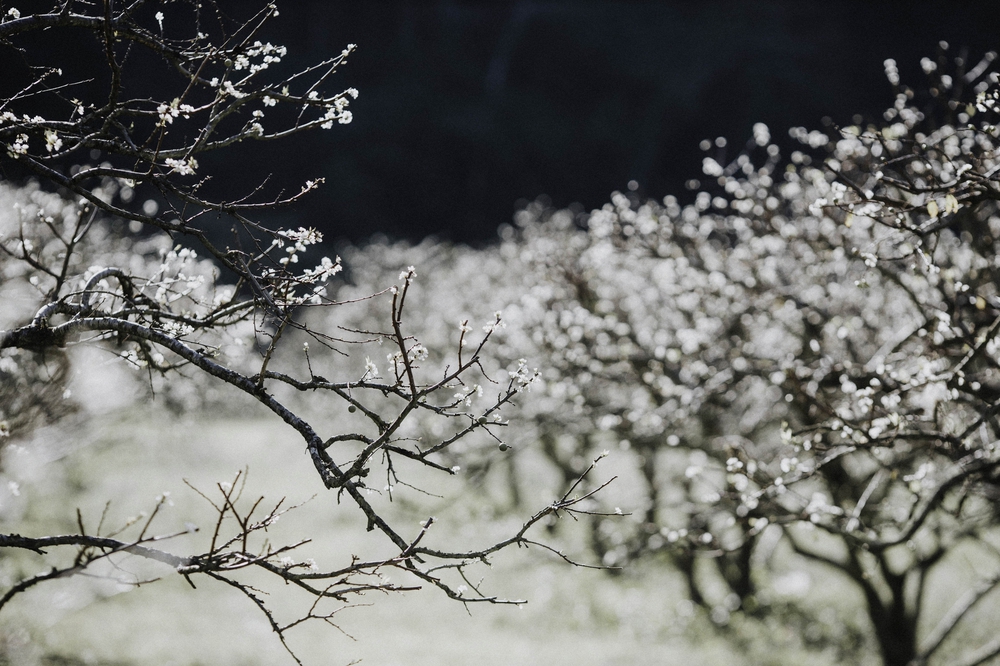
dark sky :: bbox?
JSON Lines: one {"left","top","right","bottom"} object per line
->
{"left": 249, "top": 1, "right": 1000, "bottom": 244}
{"left": 4, "top": 1, "right": 1000, "bottom": 245}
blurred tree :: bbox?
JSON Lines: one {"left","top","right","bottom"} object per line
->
{"left": 340, "top": 47, "right": 1000, "bottom": 666}
{"left": 0, "top": 2, "right": 608, "bottom": 663}
{"left": 501, "top": 48, "right": 1000, "bottom": 666}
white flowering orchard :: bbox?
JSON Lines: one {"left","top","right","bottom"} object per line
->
{"left": 510, "top": 49, "right": 1000, "bottom": 666}
{"left": 339, "top": 47, "right": 1000, "bottom": 666}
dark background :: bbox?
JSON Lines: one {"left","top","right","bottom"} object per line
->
{"left": 6, "top": 1, "right": 1000, "bottom": 245}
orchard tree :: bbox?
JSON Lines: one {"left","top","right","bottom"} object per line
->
{"left": 340, "top": 47, "right": 1000, "bottom": 666}
{"left": 500, "top": 48, "right": 1000, "bottom": 666}
{"left": 0, "top": 2, "right": 610, "bottom": 662}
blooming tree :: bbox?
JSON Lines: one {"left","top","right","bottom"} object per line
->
{"left": 0, "top": 2, "right": 610, "bottom": 662}
{"left": 503, "top": 48, "right": 1000, "bottom": 666}
{"left": 340, "top": 47, "right": 1000, "bottom": 666}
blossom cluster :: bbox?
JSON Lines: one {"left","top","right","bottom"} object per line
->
{"left": 331, "top": 50, "right": 1000, "bottom": 652}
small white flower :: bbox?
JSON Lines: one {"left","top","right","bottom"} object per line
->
{"left": 944, "top": 193, "right": 960, "bottom": 215}
{"left": 221, "top": 80, "right": 245, "bottom": 99}
{"left": 44, "top": 129, "right": 62, "bottom": 153}
{"left": 164, "top": 157, "right": 198, "bottom": 175}
{"left": 7, "top": 133, "right": 29, "bottom": 156}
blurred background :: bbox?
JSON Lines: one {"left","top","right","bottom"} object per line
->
{"left": 202, "top": 0, "right": 1000, "bottom": 243}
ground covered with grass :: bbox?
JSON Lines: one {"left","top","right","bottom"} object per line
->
{"left": 0, "top": 408, "right": 952, "bottom": 666}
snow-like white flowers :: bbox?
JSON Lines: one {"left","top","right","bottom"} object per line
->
{"left": 883, "top": 58, "right": 900, "bottom": 86}
{"left": 507, "top": 358, "right": 537, "bottom": 391}
{"left": 944, "top": 193, "right": 960, "bottom": 214}
{"left": 927, "top": 199, "right": 940, "bottom": 219}
{"left": 319, "top": 107, "right": 351, "bottom": 129}
{"left": 7, "top": 133, "right": 29, "bottom": 157}
{"left": 164, "top": 157, "right": 198, "bottom": 175}
{"left": 483, "top": 311, "right": 506, "bottom": 334}
{"left": 154, "top": 11, "right": 164, "bottom": 30}
{"left": 220, "top": 80, "right": 245, "bottom": 99}
{"left": 156, "top": 99, "right": 196, "bottom": 126}
{"left": 161, "top": 320, "right": 195, "bottom": 338}
{"left": 44, "top": 129, "right": 62, "bottom": 153}
{"left": 278, "top": 226, "right": 322, "bottom": 248}
{"left": 5, "top": 8, "right": 20, "bottom": 20}
{"left": 808, "top": 197, "right": 828, "bottom": 215}
{"left": 752, "top": 122, "right": 770, "bottom": 147}
{"left": 299, "top": 255, "right": 341, "bottom": 288}
{"left": 315, "top": 89, "right": 358, "bottom": 128}
{"left": 232, "top": 41, "right": 287, "bottom": 74}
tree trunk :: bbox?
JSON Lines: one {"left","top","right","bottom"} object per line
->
{"left": 866, "top": 574, "right": 917, "bottom": 666}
